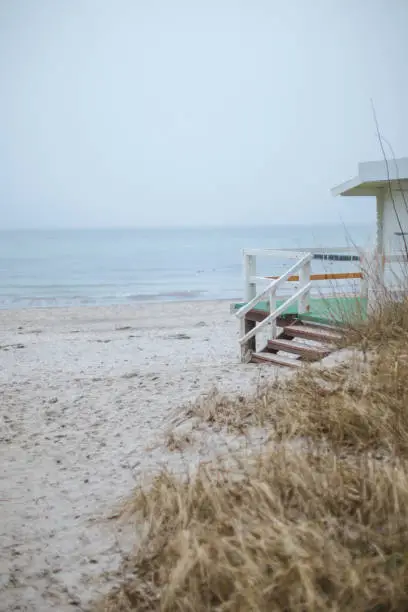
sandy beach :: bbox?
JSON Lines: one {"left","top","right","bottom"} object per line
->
{"left": 0, "top": 300, "right": 284, "bottom": 611}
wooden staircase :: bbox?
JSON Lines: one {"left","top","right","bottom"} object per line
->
{"left": 246, "top": 310, "right": 342, "bottom": 368}
{"left": 235, "top": 251, "right": 352, "bottom": 368}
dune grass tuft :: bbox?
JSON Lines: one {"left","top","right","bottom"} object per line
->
{"left": 98, "top": 449, "right": 408, "bottom": 612}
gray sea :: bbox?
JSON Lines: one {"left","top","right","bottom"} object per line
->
{"left": 0, "top": 225, "right": 375, "bottom": 309}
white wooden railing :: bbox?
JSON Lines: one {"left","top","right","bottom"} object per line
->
{"left": 236, "top": 251, "right": 313, "bottom": 360}
{"left": 235, "top": 246, "right": 367, "bottom": 361}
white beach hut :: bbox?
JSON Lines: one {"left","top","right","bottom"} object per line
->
{"left": 331, "top": 158, "right": 408, "bottom": 291}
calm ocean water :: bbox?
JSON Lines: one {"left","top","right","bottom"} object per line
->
{"left": 0, "top": 225, "right": 375, "bottom": 309}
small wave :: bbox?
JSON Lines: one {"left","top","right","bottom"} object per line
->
{"left": 0, "top": 288, "right": 214, "bottom": 309}
{"left": 128, "top": 290, "right": 206, "bottom": 302}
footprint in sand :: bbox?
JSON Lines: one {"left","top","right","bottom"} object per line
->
{"left": 166, "top": 333, "right": 191, "bottom": 340}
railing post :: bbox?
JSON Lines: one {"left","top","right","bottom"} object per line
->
{"left": 368, "top": 249, "right": 384, "bottom": 310}
{"left": 360, "top": 253, "right": 369, "bottom": 301}
{"left": 376, "top": 250, "right": 386, "bottom": 308}
{"left": 268, "top": 288, "right": 277, "bottom": 339}
{"left": 298, "top": 258, "right": 311, "bottom": 314}
{"left": 244, "top": 252, "right": 257, "bottom": 301}
{"left": 241, "top": 252, "right": 257, "bottom": 361}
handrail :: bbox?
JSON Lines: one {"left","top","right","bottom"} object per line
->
{"left": 235, "top": 253, "right": 312, "bottom": 320}
{"left": 239, "top": 282, "right": 312, "bottom": 345}
{"left": 243, "top": 249, "right": 309, "bottom": 259}
{"left": 243, "top": 246, "right": 362, "bottom": 256}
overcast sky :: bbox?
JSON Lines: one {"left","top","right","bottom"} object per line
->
{"left": 0, "top": 0, "right": 407, "bottom": 229}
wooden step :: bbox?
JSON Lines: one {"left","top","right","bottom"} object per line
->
{"left": 283, "top": 324, "right": 342, "bottom": 344}
{"left": 245, "top": 310, "right": 297, "bottom": 327}
{"left": 251, "top": 352, "right": 302, "bottom": 368}
{"left": 245, "top": 309, "right": 269, "bottom": 323}
{"left": 266, "top": 338, "right": 331, "bottom": 361}
{"left": 297, "top": 319, "right": 343, "bottom": 333}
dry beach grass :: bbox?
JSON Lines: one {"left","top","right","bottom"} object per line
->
{"left": 96, "top": 298, "right": 408, "bottom": 612}
{"left": 99, "top": 452, "right": 408, "bottom": 612}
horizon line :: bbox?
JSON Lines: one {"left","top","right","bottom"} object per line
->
{"left": 0, "top": 222, "right": 375, "bottom": 232}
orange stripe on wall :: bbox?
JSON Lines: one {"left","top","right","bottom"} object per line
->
{"left": 264, "top": 272, "right": 363, "bottom": 282}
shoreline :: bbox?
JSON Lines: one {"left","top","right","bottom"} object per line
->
{"left": 0, "top": 295, "right": 239, "bottom": 314}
